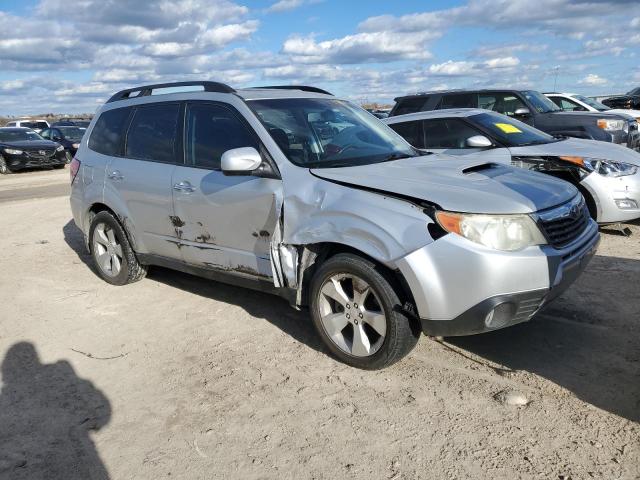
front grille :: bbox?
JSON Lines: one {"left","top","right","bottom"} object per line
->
{"left": 538, "top": 196, "right": 590, "bottom": 248}
{"left": 25, "top": 149, "right": 56, "bottom": 159}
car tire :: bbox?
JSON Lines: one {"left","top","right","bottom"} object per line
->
{"left": 0, "top": 155, "right": 12, "bottom": 174}
{"left": 89, "top": 211, "right": 147, "bottom": 286}
{"left": 309, "top": 253, "right": 420, "bottom": 369}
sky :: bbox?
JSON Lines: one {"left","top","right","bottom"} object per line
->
{"left": 0, "top": 0, "right": 638, "bottom": 115}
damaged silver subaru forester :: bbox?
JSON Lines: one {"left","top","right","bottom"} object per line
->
{"left": 70, "top": 82, "right": 600, "bottom": 369}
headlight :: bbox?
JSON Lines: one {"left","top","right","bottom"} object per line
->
{"left": 4, "top": 148, "right": 23, "bottom": 155}
{"left": 56, "top": 145, "right": 65, "bottom": 152}
{"left": 435, "top": 211, "right": 547, "bottom": 251}
{"left": 560, "top": 156, "right": 638, "bottom": 177}
{"left": 597, "top": 119, "right": 625, "bottom": 131}
{"left": 72, "top": 143, "right": 80, "bottom": 149}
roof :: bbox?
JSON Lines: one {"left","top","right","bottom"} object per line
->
{"left": 395, "top": 88, "right": 532, "bottom": 101}
{"left": 106, "top": 81, "right": 333, "bottom": 104}
{"left": 384, "top": 108, "right": 487, "bottom": 123}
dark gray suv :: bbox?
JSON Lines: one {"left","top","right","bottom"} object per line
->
{"left": 390, "top": 89, "right": 639, "bottom": 150}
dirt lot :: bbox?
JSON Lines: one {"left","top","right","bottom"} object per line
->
{"left": 1, "top": 168, "right": 639, "bottom": 480}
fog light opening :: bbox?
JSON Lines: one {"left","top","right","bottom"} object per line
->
{"left": 615, "top": 198, "right": 638, "bottom": 210}
{"left": 484, "top": 302, "right": 518, "bottom": 329}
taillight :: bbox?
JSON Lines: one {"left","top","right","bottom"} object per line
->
{"left": 70, "top": 157, "right": 81, "bottom": 184}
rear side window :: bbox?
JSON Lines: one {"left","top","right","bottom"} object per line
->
{"left": 185, "top": 103, "right": 259, "bottom": 170}
{"left": 392, "top": 97, "right": 428, "bottom": 116}
{"left": 125, "top": 104, "right": 180, "bottom": 163}
{"left": 389, "top": 121, "right": 424, "bottom": 148}
{"left": 88, "top": 107, "right": 132, "bottom": 156}
{"left": 439, "top": 93, "right": 476, "bottom": 109}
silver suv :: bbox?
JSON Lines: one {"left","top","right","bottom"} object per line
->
{"left": 70, "top": 81, "right": 600, "bottom": 369}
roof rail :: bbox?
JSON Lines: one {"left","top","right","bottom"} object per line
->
{"left": 106, "top": 81, "right": 235, "bottom": 103}
{"left": 250, "top": 85, "right": 333, "bottom": 96}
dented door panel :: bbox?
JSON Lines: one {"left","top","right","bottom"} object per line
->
{"left": 171, "top": 166, "right": 282, "bottom": 278}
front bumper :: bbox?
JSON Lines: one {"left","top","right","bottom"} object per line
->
{"left": 582, "top": 170, "right": 640, "bottom": 223}
{"left": 396, "top": 219, "right": 600, "bottom": 336}
{"left": 4, "top": 151, "right": 67, "bottom": 170}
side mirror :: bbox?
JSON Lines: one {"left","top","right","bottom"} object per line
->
{"left": 466, "top": 135, "right": 493, "bottom": 148}
{"left": 514, "top": 107, "right": 531, "bottom": 117}
{"left": 53, "top": 136, "right": 61, "bottom": 141}
{"left": 221, "top": 147, "right": 262, "bottom": 176}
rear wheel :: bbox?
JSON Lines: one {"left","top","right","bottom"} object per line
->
{"left": 0, "top": 156, "right": 12, "bottom": 174}
{"left": 310, "top": 253, "right": 420, "bottom": 369}
{"left": 89, "top": 211, "right": 147, "bottom": 285}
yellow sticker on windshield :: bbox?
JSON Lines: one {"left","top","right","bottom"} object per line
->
{"left": 494, "top": 123, "right": 522, "bottom": 134}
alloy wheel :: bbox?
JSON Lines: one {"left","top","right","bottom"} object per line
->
{"left": 92, "top": 223, "right": 124, "bottom": 277}
{"left": 317, "top": 273, "right": 387, "bottom": 357}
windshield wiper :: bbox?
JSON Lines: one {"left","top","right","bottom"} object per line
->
{"left": 380, "top": 152, "right": 421, "bottom": 162}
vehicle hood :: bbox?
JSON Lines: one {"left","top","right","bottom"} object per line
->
{"left": 310, "top": 153, "right": 577, "bottom": 215}
{"left": 548, "top": 111, "right": 631, "bottom": 121}
{"left": 608, "top": 108, "right": 640, "bottom": 119}
{"left": 0, "top": 140, "right": 59, "bottom": 149}
{"left": 509, "top": 137, "right": 640, "bottom": 167}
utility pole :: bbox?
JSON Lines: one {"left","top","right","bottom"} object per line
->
{"left": 553, "top": 66, "right": 560, "bottom": 91}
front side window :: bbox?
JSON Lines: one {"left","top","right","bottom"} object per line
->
{"left": 422, "top": 118, "right": 482, "bottom": 149}
{"left": 479, "top": 92, "right": 528, "bottom": 116}
{"left": 88, "top": 107, "right": 132, "bottom": 156}
{"left": 556, "top": 98, "right": 585, "bottom": 112}
{"left": 470, "top": 112, "right": 557, "bottom": 147}
{"left": 249, "top": 98, "right": 416, "bottom": 168}
{"left": 125, "top": 104, "right": 180, "bottom": 163}
{"left": 40, "top": 129, "right": 51, "bottom": 139}
{"left": 185, "top": 103, "right": 259, "bottom": 170}
{"left": 572, "top": 95, "right": 609, "bottom": 112}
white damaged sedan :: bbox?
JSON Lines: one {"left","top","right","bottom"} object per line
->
{"left": 385, "top": 109, "right": 640, "bottom": 224}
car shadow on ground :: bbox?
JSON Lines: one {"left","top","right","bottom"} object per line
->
{"left": 448, "top": 253, "right": 640, "bottom": 423}
{"left": 0, "top": 342, "right": 111, "bottom": 479}
{"left": 62, "top": 220, "right": 325, "bottom": 355}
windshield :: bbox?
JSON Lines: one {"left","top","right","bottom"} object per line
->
{"left": 57, "top": 126, "right": 84, "bottom": 141}
{"left": 523, "top": 91, "right": 561, "bottom": 113}
{"left": 572, "top": 94, "right": 609, "bottom": 112}
{"left": 627, "top": 87, "right": 640, "bottom": 96}
{"left": 248, "top": 98, "right": 417, "bottom": 168}
{"left": 471, "top": 112, "right": 557, "bottom": 147}
{"left": 0, "top": 130, "right": 44, "bottom": 142}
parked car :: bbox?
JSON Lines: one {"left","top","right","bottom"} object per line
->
{"left": 390, "top": 89, "right": 640, "bottom": 150}
{"left": 384, "top": 109, "right": 640, "bottom": 224}
{"left": 601, "top": 87, "right": 640, "bottom": 111}
{"left": 4, "top": 119, "right": 50, "bottom": 133}
{"left": 52, "top": 119, "right": 91, "bottom": 129}
{"left": 70, "top": 81, "right": 599, "bottom": 369}
{"left": 0, "top": 127, "right": 67, "bottom": 174}
{"left": 40, "top": 126, "right": 84, "bottom": 161}
{"left": 545, "top": 92, "right": 640, "bottom": 122}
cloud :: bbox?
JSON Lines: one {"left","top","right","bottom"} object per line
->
{"left": 282, "top": 31, "right": 436, "bottom": 64}
{"left": 267, "top": 0, "right": 304, "bottom": 12}
{"left": 579, "top": 74, "right": 607, "bottom": 86}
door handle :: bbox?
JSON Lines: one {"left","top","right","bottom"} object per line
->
{"left": 108, "top": 170, "right": 124, "bottom": 181}
{"left": 173, "top": 181, "right": 196, "bottom": 193}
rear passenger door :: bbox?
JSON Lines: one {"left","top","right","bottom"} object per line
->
{"left": 171, "top": 102, "right": 282, "bottom": 279}
{"left": 104, "top": 102, "right": 183, "bottom": 259}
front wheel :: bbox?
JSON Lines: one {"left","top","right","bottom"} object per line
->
{"left": 0, "top": 156, "right": 12, "bottom": 174}
{"left": 309, "top": 253, "right": 420, "bottom": 369}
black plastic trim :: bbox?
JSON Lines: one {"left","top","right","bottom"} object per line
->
{"left": 249, "top": 85, "right": 333, "bottom": 96}
{"left": 107, "top": 81, "right": 235, "bottom": 103}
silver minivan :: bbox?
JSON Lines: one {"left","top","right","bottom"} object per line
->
{"left": 70, "top": 82, "right": 600, "bottom": 369}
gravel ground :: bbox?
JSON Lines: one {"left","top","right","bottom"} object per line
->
{"left": 0, "top": 169, "right": 638, "bottom": 479}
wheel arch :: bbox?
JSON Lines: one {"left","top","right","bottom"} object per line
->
{"left": 295, "top": 242, "right": 419, "bottom": 319}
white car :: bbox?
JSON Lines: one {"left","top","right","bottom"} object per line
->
{"left": 545, "top": 93, "right": 640, "bottom": 121}
{"left": 4, "top": 119, "right": 50, "bottom": 133}
{"left": 385, "top": 108, "right": 640, "bottom": 224}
